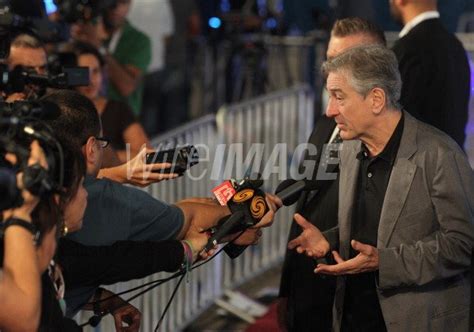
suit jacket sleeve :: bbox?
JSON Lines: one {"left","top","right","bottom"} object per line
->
{"left": 378, "top": 150, "right": 474, "bottom": 289}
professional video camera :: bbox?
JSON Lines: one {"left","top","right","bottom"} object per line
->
{"left": 0, "top": 1, "right": 89, "bottom": 95}
{"left": 0, "top": 100, "right": 65, "bottom": 211}
{"left": 0, "top": 63, "right": 89, "bottom": 97}
{"left": 53, "top": 0, "right": 116, "bottom": 23}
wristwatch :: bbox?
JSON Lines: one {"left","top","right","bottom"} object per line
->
{"left": 2, "top": 218, "right": 40, "bottom": 244}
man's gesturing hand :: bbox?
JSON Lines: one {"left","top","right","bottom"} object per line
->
{"left": 287, "top": 213, "right": 330, "bottom": 258}
{"left": 315, "top": 240, "right": 379, "bottom": 275}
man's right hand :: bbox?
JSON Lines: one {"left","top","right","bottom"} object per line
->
{"left": 287, "top": 213, "right": 330, "bottom": 258}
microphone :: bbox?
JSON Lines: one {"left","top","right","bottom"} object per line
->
{"left": 204, "top": 210, "right": 246, "bottom": 252}
{"left": 275, "top": 179, "right": 320, "bottom": 206}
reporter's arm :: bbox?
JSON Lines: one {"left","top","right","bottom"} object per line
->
{"left": 175, "top": 201, "right": 230, "bottom": 240}
{"left": 105, "top": 56, "right": 143, "bottom": 98}
{"left": 98, "top": 147, "right": 178, "bottom": 187}
{"left": 0, "top": 216, "right": 41, "bottom": 332}
{"left": 0, "top": 140, "right": 46, "bottom": 331}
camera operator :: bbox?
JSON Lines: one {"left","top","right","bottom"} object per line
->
{"left": 71, "top": 0, "right": 151, "bottom": 116}
{"left": 4, "top": 32, "right": 129, "bottom": 169}
{"left": 4, "top": 33, "right": 48, "bottom": 102}
{"left": 0, "top": 140, "right": 47, "bottom": 331}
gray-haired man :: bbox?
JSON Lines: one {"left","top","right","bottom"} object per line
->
{"left": 288, "top": 45, "right": 474, "bottom": 331}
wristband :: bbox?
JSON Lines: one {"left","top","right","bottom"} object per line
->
{"left": 180, "top": 240, "right": 194, "bottom": 278}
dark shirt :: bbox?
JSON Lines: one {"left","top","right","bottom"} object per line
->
{"left": 342, "top": 114, "right": 404, "bottom": 332}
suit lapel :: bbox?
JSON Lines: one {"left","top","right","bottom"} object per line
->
{"left": 377, "top": 112, "right": 418, "bottom": 247}
{"left": 338, "top": 140, "right": 360, "bottom": 259}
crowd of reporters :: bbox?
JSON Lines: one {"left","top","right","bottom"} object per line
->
{"left": 0, "top": 2, "right": 282, "bottom": 331}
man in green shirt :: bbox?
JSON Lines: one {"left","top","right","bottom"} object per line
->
{"left": 72, "top": 0, "right": 151, "bottom": 116}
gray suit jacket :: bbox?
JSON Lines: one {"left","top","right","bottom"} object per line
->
{"left": 333, "top": 112, "right": 474, "bottom": 331}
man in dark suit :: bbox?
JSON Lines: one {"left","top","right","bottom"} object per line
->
{"left": 390, "top": 0, "right": 471, "bottom": 148}
{"left": 277, "top": 18, "right": 387, "bottom": 332}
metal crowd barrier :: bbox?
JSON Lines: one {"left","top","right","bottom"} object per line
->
{"left": 82, "top": 84, "right": 314, "bottom": 332}
{"left": 189, "top": 33, "right": 327, "bottom": 118}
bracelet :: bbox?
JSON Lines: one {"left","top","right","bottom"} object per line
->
{"left": 181, "top": 240, "right": 194, "bottom": 279}
{"left": 2, "top": 217, "right": 40, "bottom": 245}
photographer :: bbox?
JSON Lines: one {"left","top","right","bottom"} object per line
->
{"left": 71, "top": 0, "right": 151, "bottom": 116}
{"left": 0, "top": 141, "right": 45, "bottom": 331}
{"left": 5, "top": 33, "right": 125, "bottom": 168}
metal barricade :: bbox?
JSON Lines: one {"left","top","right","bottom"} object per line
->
{"left": 82, "top": 85, "right": 314, "bottom": 332}
{"left": 215, "top": 84, "right": 314, "bottom": 289}
{"left": 189, "top": 34, "right": 327, "bottom": 118}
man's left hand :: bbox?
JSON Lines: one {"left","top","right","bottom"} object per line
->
{"left": 315, "top": 240, "right": 379, "bottom": 275}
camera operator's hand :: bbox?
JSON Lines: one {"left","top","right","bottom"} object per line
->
{"left": 5, "top": 92, "right": 26, "bottom": 103}
{"left": 4, "top": 140, "right": 48, "bottom": 221}
{"left": 98, "top": 147, "right": 179, "bottom": 187}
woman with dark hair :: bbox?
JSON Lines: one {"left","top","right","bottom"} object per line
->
{"left": 73, "top": 42, "right": 150, "bottom": 163}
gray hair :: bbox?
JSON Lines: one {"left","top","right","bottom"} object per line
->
{"left": 322, "top": 45, "right": 402, "bottom": 109}
{"left": 11, "top": 33, "right": 44, "bottom": 49}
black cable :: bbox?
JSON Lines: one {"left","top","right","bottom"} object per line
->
{"left": 154, "top": 273, "right": 186, "bottom": 332}
{"left": 79, "top": 230, "right": 248, "bottom": 328}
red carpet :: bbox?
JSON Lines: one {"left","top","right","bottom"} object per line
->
{"left": 245, "top": 302, "right": 283, "bottom": 332}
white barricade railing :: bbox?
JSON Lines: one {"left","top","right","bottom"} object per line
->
{"left": 82, "top": 84, "right": 314, "bottom": 332}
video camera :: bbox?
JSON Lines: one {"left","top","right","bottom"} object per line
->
{"left": 0, "top": 64, "right": 89, "bottom": 96}
{"left": 53, "top": 0, "right": 117, "bottom": 23}
{"left": 0, "top": 1, "right": 89, "bottom": 95}
{"left": 0, "top": 100, "right": 65, "bottom": 211}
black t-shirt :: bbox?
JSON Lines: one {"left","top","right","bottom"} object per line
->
{"left": 343, "top": 115, "right": 404, "bottom": 332}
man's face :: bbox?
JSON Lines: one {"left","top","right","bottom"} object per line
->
{"left": 325, "top": 70, "right": 373, "bottom": 140}
{"left": 327, "top": 34, "right": 379, "bottom": 60}
{"left": 7, "top": 46, "right": 48, "bottom": 100}
{"left": 9, "top": 46, "right": 47, "bottom": 74}
{"left": 105, "top": 0, "right": 132, "bottom": 29}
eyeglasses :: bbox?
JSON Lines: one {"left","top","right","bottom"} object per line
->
{"left": 95, "top": 136, "right": 110, "bottom": 148}
{"left": 82, "top": 136, "right": 110, "bottom": 148}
